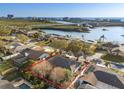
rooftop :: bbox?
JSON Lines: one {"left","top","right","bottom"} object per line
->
{"left": 94, "top": 70, "right": 124, "bottom": 89}
{"left": 79, "top": 66, "right": 124, "bottom": 89}
{"left": 48, "top": 55, "right": 81, "bottom": 72}
{"left": 21, "top": 48, "right": 47, "bottom": 60}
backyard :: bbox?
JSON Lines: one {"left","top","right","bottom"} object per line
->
{"left": 102, "top": 54, "right": 124, "bottom": 63}
{"left": 0, "top": 61, "right": 14, "bottom": 74}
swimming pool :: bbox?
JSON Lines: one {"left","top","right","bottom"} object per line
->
{"left": 19, "top": 83, "right": 30, "bottom": 89}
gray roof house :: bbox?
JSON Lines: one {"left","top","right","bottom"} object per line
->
{"left": 21, "top": 48, "right": 49, "bottom": 60}
{"left": 48, "top": 55, "right": 81, "bottom": 72}
{"left": 77, "top": 66, "right": 124, "bottom": 89}
{"left": 12, "top": 48, "right": 50, "bottom": 66}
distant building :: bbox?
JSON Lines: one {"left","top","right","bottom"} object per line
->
{"left": 7, "top": 14, "right": 14, "bottom": 19}
{"left": 63, "top": 17, "right": 70, "bottom": 21}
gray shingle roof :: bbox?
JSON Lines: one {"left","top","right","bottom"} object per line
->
{"left": 21, "top": 48, "right": 46, "bottom": 60}
{"left": 94, "top": 70, "right": 124, "bottom": 89}
{"left": 48, "top": 55, "right": 80, "bottom": 72}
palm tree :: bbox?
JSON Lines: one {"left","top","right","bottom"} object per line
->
{"left": 121, "top": 35, "right": 124, "bottom": 43}
{"left": 99, "top": 35, "right": 106, "bottom": 43}
{"left": 81, "top": 34, "right": 84, "bottom": 41}
{"left": 104, "top": 60, "right": 111, "bottom": 68}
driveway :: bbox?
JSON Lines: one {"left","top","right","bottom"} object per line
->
{"left": 87, "top": 52, "right": 104, "bottom": 61}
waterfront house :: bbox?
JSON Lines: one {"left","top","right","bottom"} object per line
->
{"left": 30, "top": 55, "right": 81, "bottom": 85}
{"left": 26, "top": 30, "right": 39, "bottom": 37}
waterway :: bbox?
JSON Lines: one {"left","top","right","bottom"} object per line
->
{"left": 42, "top": 26, "right": 124, "bottom": 44}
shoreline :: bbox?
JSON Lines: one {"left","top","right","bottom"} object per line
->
{"left": 40, "top": 28, "right": 90, "bottom": 33}
{"left": 32, "top": 25, "right": 90, "bottom": 32}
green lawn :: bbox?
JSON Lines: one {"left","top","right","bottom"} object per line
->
{"left": 0, "top": 19, "right": 56, "bottom": 27}
{"left": 33, "top": 25, "right": 89, "bottom": 32}
{"left": 85, "top": 65, "right": 95, "bottom": 74}
{"left": 102, "top": 54, "right": 124, "bottom": 63}
{"left": 110, "top": 68, "right": 124, "bottom": 76}
{"left": 0, "top": 61, "right": 14, "bottom": 73}
{"left": 3, "top": 71, "right": 21, "bottom": 81}
{"left": 36, "top": 41, "right": 49, "bottom": 47}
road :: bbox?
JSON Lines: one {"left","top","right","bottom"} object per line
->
{"left": 67, "top": 63, "right": 89, "bottom": 89}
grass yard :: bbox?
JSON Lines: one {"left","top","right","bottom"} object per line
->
{"left": 0, "top": 19, "right": 56, "bottom": 27}
{"left": 36, "top": 41, "right": 49, "bottom": 47}
{"left": 85, "top": 65, "right": 95, "bottom": 74}
{"left": 0, "top": 36, "right": 15, "bottom": 40}
{"left": 0, "top": 62, "right": 13, "bottom": 72}
{"left": 33, "top": 25, "right": 89, "bottom": 32}
{"left": 110, "top": 68, "right": 124, "bottom": 76}
{"left": 0, "top": 61, "right": 14, "bottom": 75}
{"left": 102, "top": 54, "right": 124, "bottom": 63}
{"left": 3, "top": 71, "right": 21, "bottom": 81}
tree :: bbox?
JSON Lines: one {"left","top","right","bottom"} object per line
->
{"left": 89, "top": 43, "right": 98, "bottom": 54}
{"left": 32, "top": 33, "right": 41, "bottom": 39}
{"left": 17, "top": 34, "right": 29, "bottom": 43}
{"left": 104, "top": 60, "right": 111, "bottom": 68}
{"left": 0, "top": 26, "right": 12, "bottom": 36}
{"left": 49, "top": 67, "right": 71, "bottom": 83}
{"left": 103, "top": 42, "right": 115, "bottom": 54}
{"left": 49, "top": 39, "right": 68, "bottom": 50}
{"left": 0, "top": 40, "right": 5, "bottom": 49}
{"left": 0, "top": 40, "right": 6, "bottom": 54}
{"left": 66, "top": 40, "right": 88, "bottom": 59}
{"left": 99, "top": 35, "right": 106, "bottom": 43}
{"left": 81, "top": 34, "right": 84, "bottom": 41}
{"left": 33, "top": 81, "right": 45, "bottom": 89}
{"left": 22, "top": 71, "right": 32, "bottom": 80}
{"left": 65, "top": 69, "right": 72, "bottom": 81}
{"left": 32, "top": 61, "right": 53, "bottom": 77}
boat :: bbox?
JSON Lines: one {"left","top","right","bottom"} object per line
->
{"left": 102, "top": 28, "right": 108, "bottom": 31}
{"left": 88, "top": 40, "right": 94, "bottom": 42}
{"left": 121, "top": 35, "right": 124, "bottom": 37}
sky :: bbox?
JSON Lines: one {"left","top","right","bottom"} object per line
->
{"left": 0, "top": 3, "right": 124, "bottom": 17}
